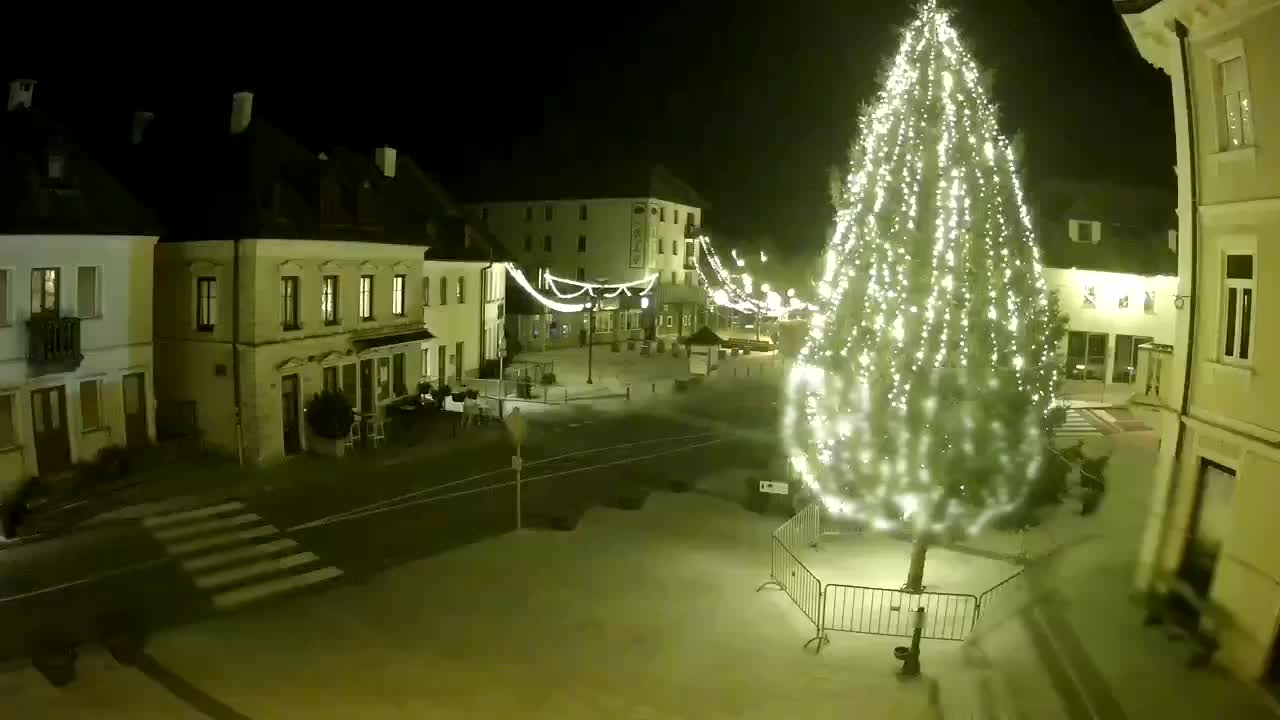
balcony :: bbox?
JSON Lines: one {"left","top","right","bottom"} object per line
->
{"left": 27, "top": 315, "right": 83, "bottom": 376}
{"left": 684, "top": 224, "right": 705, "bottom": 240}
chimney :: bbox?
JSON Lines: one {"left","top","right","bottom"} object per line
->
{"left": 132, "top": 111, "right": 154, "bottom": 144}
{"left": 230, "top": 91, "right": 254, "bottom": 135}
{"left": 375, "top": 146, "right": 397, "bottom": 178}
{"left": 7, "top": 79, "right": 35, "bottom": 111}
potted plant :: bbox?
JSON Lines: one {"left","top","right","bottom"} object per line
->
{"left": 305, "top": 391, "right": 354, "bottom": 457}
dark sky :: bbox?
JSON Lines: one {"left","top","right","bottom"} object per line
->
{"left": 14, "top": 0, "right": 1172, "bottom": 260}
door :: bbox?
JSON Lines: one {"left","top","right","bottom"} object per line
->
{"left": 359, "top": 359, "right": 374, "bottom": 415}
{"left": 437, "top": 346, "right": 447, "bottom": 387}
{"left": 31, "top": 386, "right": 71, "bottom": 476}
{"left": 455, "top": 341, "right": 464, "bottom": 383}
{"left": 122, "top": 372, "right": 148, "bottom": 449}
{"left": 281, "top": 374, "right": 301, "bottom": 456}
{"left": 1113, "top": 335, "right": 1154, "bottom": 384}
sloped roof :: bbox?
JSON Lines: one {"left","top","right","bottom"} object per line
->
{"left": 684, "top": 326, "right": 724, "bottom": 346}
{"left": 469, "top": 163, "right": 707, "bottom": 209}
{"left": 0, "top": 104, "right": 159, "bottom": 235}
{"left": 1032, "top": 179, "right": 1176, "bottom": 276}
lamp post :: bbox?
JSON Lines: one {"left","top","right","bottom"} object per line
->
{"left": 586, "top": 299, "right": 596, "bottom": 385}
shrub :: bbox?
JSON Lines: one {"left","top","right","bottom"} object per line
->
{"left": 306, "top": 391, "right": 354, "bottom": 439}
{"left": 417, "top": 381, "right": 433, "bottom": 398}
{"left": 505, "top": 336, "right": 523, "bottom": 363}
{"left": 540, "top": 372, "right": 557, "bottom": 386}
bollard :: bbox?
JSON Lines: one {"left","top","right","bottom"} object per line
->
{"left": 651, "top": 382, "right": 656, "bottom": 394}
{"left": 733, "top": 367, "right": 738, "bottom": 377}
{"left": 747, "top": 366, "right": 751, "bottom": 377}
{"left": 626, "top": 386, "right": 631, "bottom": 400}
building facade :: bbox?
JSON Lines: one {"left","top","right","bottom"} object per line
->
{"left": 470, "top": 166, "right": 707, "bottom": 348}
{"left": 145, "top": 93, "right": 504, "bottom": 464}
{"left": 0, "top": 80, "right": 158, "bottom": 499}
{"left": 1034, "top": 180, "right": 1179, "bottom": 386}
{"left": 1118, "top": 0, "right": 1280, "bottom": 688}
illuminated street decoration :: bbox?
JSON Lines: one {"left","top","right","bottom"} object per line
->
{"left": 506, "top": 264, "right": 656, "bottom": 313}
{"left": 783, "top": 1, "right": 1060, "bottom": 539}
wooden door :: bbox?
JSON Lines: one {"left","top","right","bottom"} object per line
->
{"left": 31, "top": 386, "right": 71, "bottom": 476}
{"left": 281, "top": 374, "right": 301, "bottom": 456}
{"left": 123, "top": 372, "right": 148, "bottom": 449}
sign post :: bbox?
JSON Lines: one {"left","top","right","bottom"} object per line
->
{"left": 504, "top": 408, "right": 528, "bottom": 530}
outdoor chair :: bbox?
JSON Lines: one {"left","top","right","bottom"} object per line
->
{"left": 365, "top": 415, "right": 387, "bottom": 449}
{"left": 344, "top": 419, "right": 362, "bottom": 451}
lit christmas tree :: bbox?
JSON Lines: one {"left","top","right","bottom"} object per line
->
{"left": 783, "top": 0, "right": 1061, "bottom": 606}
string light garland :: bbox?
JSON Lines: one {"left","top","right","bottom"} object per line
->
{"left": 506, "top": 264, "right": 657, "bottom": 313}
{"left": 783, "top": 1, "right": 1059, "bottom": 539}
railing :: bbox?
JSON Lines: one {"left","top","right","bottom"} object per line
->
{"left": 823, "top": 585, "right": 977, "bottom": 641}
{"left": 758, "top": 506, "right": 825, "bottom": 649}
{"left": 27, "top": 315, "right": 83, "bottom": 375}
{"left": 775, "top": 502, "right": 820, "bottom": 549}
{"left": 972, "top": 568, "right": 1028, "bottom": 635}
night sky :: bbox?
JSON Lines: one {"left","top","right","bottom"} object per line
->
{"left": 13, "top": 0, "right": 1171, "bottom": 261}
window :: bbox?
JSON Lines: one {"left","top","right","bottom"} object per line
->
{"left": 671, "top": 271, "right": 678, "bottom": 285}
{"left": 1070, "top": 220, "right": 1100, "bottom": 244}
{"left": 480, "top": 207, "right": 489, "bottom": 221}
{"left": 685, "top": 272, "right": 693, "bottom": 288}
{"left": 31, "top": 267, "right": 59, "bottom": 315}
{"left": 660, "top": 207, "right": 666, "bottom": 222}
{"left": 77, "top": 266, "right": 100, "bottom": 318}
{"left": 689, "top": 213, "right": 697, "bottom": 227}
{"left": 577, "top": 235, "right": 587, "bottom": 253}
{"left": 524, "top": 235, "right": 533, "bottom": 252}
{"left": 281, "top": 276, "right": 299, "bottom": 329}
{"left": 1144, "top": 291, "right": 1156, "bottom": 315}
{"left": 377, "top": 356, "right": 390, "bottom": 400}
{"left": 0, "top": 269, "right": 11, "bottom": 325}
{"left": 1218, "top": 55, "right": 1254, "bottom": 149}
{"left": 1223, "top": 253, "right": 1254, "bottom": 362}
{"left": 1082, "top": 285, "right": 1096, "bottom": 309}
{"left": 576, "top": 267, "right": 586, "bottom": 281}
{"left": 79, "top": 379, "right": 102, "bottom": 431}
{"left": 543, "top": 235, "right": 552, "bottom": 252}
{"left": 658, "top": 240, "right": 664, "bottom": 254}
{"left": 544, "top": 205, "right": 554, "bottom": 221}
{"left": 1066, "top": 331, "right": 1108, "bottom": 380}
{"left": 440, "top": 276, "right": 448, "bottom": 306}
{"left": 392, "top": 274, "right": 406, "bottom": 316}
{"left": 393, "top": 353, "right": 407, "bottom": 396}
{"left": 359, "top": 275, "right": 374, "bottom": 320}
{"left": 456, "top": 277, "right": 465, "bottom": 304}
{"left": 323, "top": 366, "right": 338, "bottom": 393}
{"left": 524, "top": 206, "right": 533, "bottom": 222}
{"left": 665, "top": 315, "right": 674, "bottom": 328}
{"left": 0, "top": 394, "right": 14, "bottom": 448}
{"left": 579, "top": 204, "right": 588, "bottom": 221}
{"left": 673, "top": 209, "right": 680, "bottom": 225}
{"left": 322, "top": 275, "right": 339, "bottom": 325}
{"left": 196, "top": 277, "right": 216, "bottom": 331}
{"left": 672, "top": 240, "right": 678, "bottom": 255}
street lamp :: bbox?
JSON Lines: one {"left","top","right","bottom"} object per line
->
{"left": 587, "top": 298, "right": 597, "bottom": 384}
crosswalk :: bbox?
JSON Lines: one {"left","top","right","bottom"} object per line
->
{"left": 1057, "top": 408, "right": 1108, "bottom": 440}
{"left": 142, "top": 501, "right": 342, "bottom": 611}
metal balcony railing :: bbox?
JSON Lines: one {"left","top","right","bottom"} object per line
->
{"left": 27, "top": 315, "right": 83, "bottom": 375}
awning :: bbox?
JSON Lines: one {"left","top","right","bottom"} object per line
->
{"left": 351, "top": 327, "right": 435, "bottom": 351}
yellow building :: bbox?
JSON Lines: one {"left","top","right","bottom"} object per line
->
{"left": 1117, "top": 0, "right": 1280, "bottom": 687}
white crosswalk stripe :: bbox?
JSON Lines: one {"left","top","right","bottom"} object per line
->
{"left": 1057, "top": 408, "right": 1106, "bottom": 439}
{"left": 143, "top": 501, "right": 342, "bottom": 611}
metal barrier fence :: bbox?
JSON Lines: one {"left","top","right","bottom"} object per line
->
{"left": 822, "top": 584, "right": 977, "bottom": 641}
{"left": 763, "top": 504, "right": 1023, "bottom": 649}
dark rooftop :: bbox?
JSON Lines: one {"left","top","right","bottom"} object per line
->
{"left": 1032, "top": 179, "right": 1176, "bottom": 276}
{"left": 470, "top": 163, "right": 707, "bottom": 210}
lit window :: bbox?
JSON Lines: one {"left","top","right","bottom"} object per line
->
{"left": 322, "top": 275, "right": 339, "bottom": 324}
{"left": 196, "top": 277, "right": 216, "bottom": 331}
{"left": 423, "top": 277, "right": 430, "bottom": 307}
{"left": 456, "top": 276, "right": 465, "bottom": 304}
{"left": 359, "top": 275, "right": 374, "bottom": 319}
{"left": 1223, "top": 253, "right": 1255, "bottom": 363}
{"left": 392, "top": 274, "right": 406, "bottom": 316}
{"left": 1218, "top": 55, "right": 1254, "bottom": 149}
{"left": 281, "top": 276, "right": 299, "bottom": 329}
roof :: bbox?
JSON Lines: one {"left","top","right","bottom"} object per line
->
{"left": 469, "top": 163, "right": 707, "bottom": 210}
{"left": 1113, "top": 0, "right": 1165, "bottom": 13}
{"left": 684, "top": 326, "right": 725, "bottom": 346}
{"left": 0, "top": 104, "right": 160, "bottom": 235}
{"left": 1031, "top": 179, "right": 1176, "bottom": 276}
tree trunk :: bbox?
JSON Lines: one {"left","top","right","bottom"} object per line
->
{"left": 904, "top": 537, "right": 929, "bottom": 592}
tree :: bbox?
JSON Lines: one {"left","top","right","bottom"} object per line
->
{"left": 783, "top": 1, "right": 1062, "bottom": 673}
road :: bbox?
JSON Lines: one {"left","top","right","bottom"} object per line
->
{"left": 0, "top": 378, "right": 783, "bottom": 673}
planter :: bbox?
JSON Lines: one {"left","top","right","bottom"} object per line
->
{"left": 307, "top": 427, "right": 346, "bottom": 458}
{"left": 656, "top": 339, "right": 667, "bottom": 353}
{"left": 627, "top": 340, "right": 636, "bottom": 351}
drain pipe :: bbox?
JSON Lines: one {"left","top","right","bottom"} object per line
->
{"left": 232, "top": 237, "right": 244, "bottom": 466}
{"left": 1150, "top": 19, "right": 1199, "bottom": 589}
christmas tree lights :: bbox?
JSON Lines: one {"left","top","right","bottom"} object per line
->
{"left": 783, "top": 1, "right": 1059, "bottom": 540}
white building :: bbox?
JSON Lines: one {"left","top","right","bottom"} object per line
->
{"left": 1, "top": 80, "right": 158, "bottom": 500}
{"left": 420, "top": 246, "right": 506, "bottom": 389}
{"left": 469, "top": 165, "right": 707, "bottom": 347}
{"left": 1118, "top": 0, "right": 1280, "bottom": 688}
